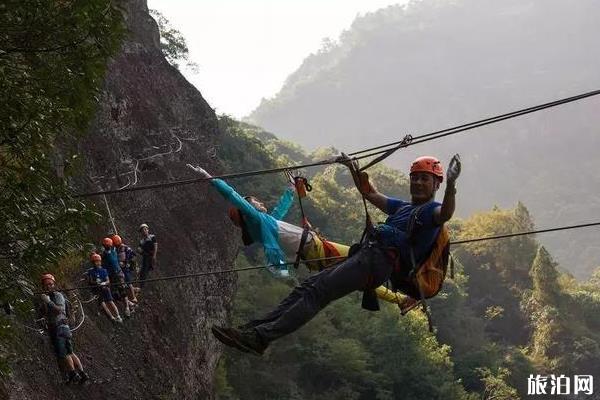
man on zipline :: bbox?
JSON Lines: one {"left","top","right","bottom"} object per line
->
{"left": 194, "top": 154, "right": 460, "bottom": 355}
{"left": 188, "top": 164, "right": 414, "bottom": 309}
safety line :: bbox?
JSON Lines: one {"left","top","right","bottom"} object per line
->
{"left": 21, "top": 220, "right": 600, "bottom": 295}
{"left": 354, "top": 89, "right": 600, "bottom": 168}
{"left": 34, "top": 256, "right": 348, "bottom": 294}
{"left": 74, "top": 158, "right": 336, "bottom": 198}
{"left": 450, "top": 221, "right": 600, "bottom": 245}
{"left": 73, "top": 88, "right": 600, "bottom": 198}
{"left": 103, "top": 194, "right": 118, "bottom": 235}
{"left": 349, "top": 88, "right": 600, "bottom": 157}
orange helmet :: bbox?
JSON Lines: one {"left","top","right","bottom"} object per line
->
{"left": 90, "top": 253, "right": 102, "bottom": 262}
{"left": 41, "top": 273, "right": 55, "bottom": 285}
{"left": 111, "top": 234, "right": 122, "bottom": 246}
{"left": 102, "top": 237, "right": 113, "bottom": 247}
{"left": 228, "top": 207, "right": 242, "bottom": 227}
{"left": 410, "top": 156, "right": 443, "bottom": 182}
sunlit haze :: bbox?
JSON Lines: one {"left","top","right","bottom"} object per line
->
{"left": 147, "top": 0, "right": 405, "bottom": 118}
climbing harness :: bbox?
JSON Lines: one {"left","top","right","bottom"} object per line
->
{"left": 285, "top": 170, "right": 313, "bottom": 270}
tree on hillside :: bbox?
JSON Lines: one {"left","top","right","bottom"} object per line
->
{"left": 0, "top": 0, "right": 123, "bottom": 372}
{"left": 530, "top": 246, "right": 560, "bottom": 305}
{"left": 150, "top": 9, "right": 198, "bottom": 72}
{"left": 521, "top": 247, "right": 567, "bottom": 370}
{"left": 0, "top": 1, "right": 123, "bottom": 287}
{"left": 453, "top": 204, "right": 537, "bottom": 345}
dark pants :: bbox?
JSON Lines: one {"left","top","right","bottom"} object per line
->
{"left": 250, "top": 244, "right": 393, "bottom": 343}
{"left": 139, "top": 257, "right": 153, "bottom": 288}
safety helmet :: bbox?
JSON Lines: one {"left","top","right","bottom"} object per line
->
{"left": 41, "top": 273, "right": 55, "bottom": 285}
{"left": 90, "top": 253, "right": 102, "bottom": 262}
{"left": 111, "top": 234, "right": 122, "bottom": 246}
{"left": 410, "top": 156, "right": 444, "bottom": 182}
{"left": 102, "top": 237, "right": 113, "bottom": 247}
{"left": 228, "top": 207, "right": 242, "bottom": 227}
{"left": 139, "top": 223, "right": 149, "bottom": 231}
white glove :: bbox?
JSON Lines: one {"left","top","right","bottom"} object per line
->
{"left": 100, "top": 281, "right": 109, "bottom": 287}
{"left": 41, "top": 294, "right": 51, "bottom": 304}
{"left": 186, "top": 164, "right": 212, "bottom": 179}
{"left": 446, "top": 154, "right": 461, "bottom": 184}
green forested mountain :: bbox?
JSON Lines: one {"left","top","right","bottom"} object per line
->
{"left": 248, "top": 0, "right": 600, "bottom": 279}
{"left": 215, "top": 118, "right": 600, "bottom": 400}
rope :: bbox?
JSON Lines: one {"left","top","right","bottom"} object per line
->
{"left": 350, "top": 88, "right": 600, "bottom": 159}
{"left": 4, "top": 221, "right": 600, "bottom": 297}
{"left": 103, "top": 194, "right": 118, "bottom": 235}
{"left": 73, "top": 88, "right": 600, "bottom": 198}
{"left": 34, "top": 256, "right": 348, "bottom": 294}
{"left": 450, "top": 221, "right": 600, "bottom": 245}
{"left": 69, "top": 293, "right": 86, "bottom": 332}
{"left": 75, "top": 158, "right": 336, "bottom": 198}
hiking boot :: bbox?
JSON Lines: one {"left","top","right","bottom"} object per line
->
{"left": 66, "top": 370, "right": 79, "bottom": 385}
{"left": 211, "top": 326, "right": 249, "bottom": 353}
{"left": 78, "top": 370, "right": 89, "bottom": 384}
{"left": 212, "top": 326, "right": 267, "bottom": 356}
{"left": 399, "top": 297, "right": 421, "bottom": 316}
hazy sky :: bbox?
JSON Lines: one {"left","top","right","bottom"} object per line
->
{"left": 147, "top": 0, "right": 405, "bottom": 118}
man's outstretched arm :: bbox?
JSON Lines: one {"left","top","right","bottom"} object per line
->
{"left": 434, "top": 154, "right": 461, "bottom": 225}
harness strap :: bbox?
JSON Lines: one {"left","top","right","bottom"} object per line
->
{"left": 410, "top": 245, "right": 434, "bottom": 332}
{"left": 293, "top": 225, "right": 311, "bottom": 269}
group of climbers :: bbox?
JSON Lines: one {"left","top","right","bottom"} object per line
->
{"left": 37, "top": 224, "right": 158, "bottom": 383}
{"left": 87, "top": 225, "right": 157, "bottom": 322}
{"left": 190, "top": 153, "right": 461, "bottom": 355}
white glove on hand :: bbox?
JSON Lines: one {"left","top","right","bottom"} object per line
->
{"left": 186, "top": 164, "right": 212, "bottom": 179}
{"left": 446, "top": 154, "right": 461, "bottom": 184}
{"left": 41, "top": 294, "right": 51, "bottom": 304}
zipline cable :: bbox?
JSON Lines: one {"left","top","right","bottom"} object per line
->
{"left": 21, "top": 220, "right": 600, "bottom": 295}
{"left": 34, "top": 256, "right": 348, "bottom": 294}
{"left": 450, "top": 221, "right": 600, "bottom": 245}
{"left": 349, "top": 88, "right": 600, "bottom": 158}
{"left": 354, "top": 88, "right": 600, "bottom": 170}
{"left": 75, "top": 158, "right": 336, "bottom": 198}
{"left": 74, "top": 88, "right": 600, "bottom": 198}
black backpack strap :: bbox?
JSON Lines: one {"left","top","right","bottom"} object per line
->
{"left": 406, "top": 204, "right": 436, "bottom": 332}
{"left": 293, "top": 225, "right": 312, "bottom": 269}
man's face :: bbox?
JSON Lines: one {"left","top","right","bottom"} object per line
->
{"left": 141, "top": 226, "right": 149, "bottom": 236}
{"left": 43, "top": 280, "right": 55, "bottom": 292}
{"left": 247, "top": 197, "right": 267, "bottom": 213}
{"left": 410, "top": 172, "right": 439, "bottom": 204}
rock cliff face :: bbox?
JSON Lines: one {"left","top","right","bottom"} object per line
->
{"left": 2, "top": 1, "right": 236, "bottom": 398}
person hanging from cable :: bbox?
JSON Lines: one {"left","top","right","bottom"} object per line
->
{"left": 187, "top": 164, "right": 297, "bottom": 277}
{"left": 186, "top": 164, "right": 409, "bottom": 308}
{"left": 206, "top": 154, "right": 461, "bottom": 355}
{"left": 138, "top": 224, "right": 157, "bottom": 288}
{"left": 87, "top": 253, "right": 123, "bottom": 323}
{"left": 38, "top": 273, "right": 89, "bottom": 384}
{"left": 112, "top": 234, "right": 139, "bottom": 315}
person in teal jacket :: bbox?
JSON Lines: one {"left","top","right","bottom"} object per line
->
{"left": 188, "top": 165, "right": 295, "bottom": 276}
